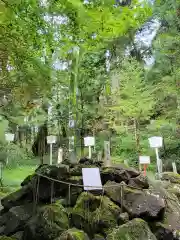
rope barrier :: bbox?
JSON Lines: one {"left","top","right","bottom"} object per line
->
{"left": 35, "top": 172, "right": 142, "bottom": 190}
{"left": 34, "top": 172, "right": 177, "bottom": 202}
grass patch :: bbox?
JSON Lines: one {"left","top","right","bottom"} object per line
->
{"left": 1, "top": 165, "right": 37, "bottom": 191}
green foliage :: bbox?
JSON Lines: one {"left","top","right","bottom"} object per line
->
{"left": 110, "top": 58, "right": 155, "bottom": 121}
{"left": 0, "top": 143, "right": 37, "bottom": 168}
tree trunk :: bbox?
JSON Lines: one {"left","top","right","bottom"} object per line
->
{"left": 134, "top": 118, "right": 141, "bottom": 170}
{"left": 32, "top": 123, "right": 48, "bottom": 164}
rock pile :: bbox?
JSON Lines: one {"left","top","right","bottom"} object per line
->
{"left": 0, "top": 158, "right": 180, "bottom": 240}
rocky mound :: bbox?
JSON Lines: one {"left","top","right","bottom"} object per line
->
{"left": 0, "top": 159, "right": 180, "bottom": 240}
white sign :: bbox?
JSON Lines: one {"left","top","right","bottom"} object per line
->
{"left": 5, "top": 133, "right": 14, "bottom": 142}
{"left": 47, "top": 135, "right": 56, "bottom": 144}
{"left": 69, "top": 120, "right": 75, "bottom": 128}
{"left": 139, "top": 156, "right": 150, "bottom": 164}
{"left": 82, "top": 168, "right": 102, "bottom": 191}
{"left": 148, "top": 136, "right": 163, "bottom": 148}
{"left": 84, "top": 137, "right": 95, "bottom": 147}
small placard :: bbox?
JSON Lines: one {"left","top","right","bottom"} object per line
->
{"left": 47, "top": 135, "right": 56, "bottom": 144}
{"left": 139, "top": 156, "right": 150, "bottom": 165}
{"left": 82, "top": 168, "right": 102, "bottom": 191}
{"left": 148, "top": 136, "right": 163, "bottom": 148}
{"left": 69, "top": 120, "right": 75, "bottom": 128}
{"left": 84, "top": 137, "right": 95, "bottom": 147}
{"left": 5, "top": 133, "right": 15, "bottom": 142}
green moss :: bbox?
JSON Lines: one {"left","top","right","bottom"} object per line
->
{"left": 107, "top": 218, "right": 157, "bottom": 240}
{"left": 23, "top": 202, "right": 69, "bottom": 240}
{"left": 167, "top": 184, "right": 180, "bottom": 198}
{"left": 71, "top": 192, "right": 120, "bottom": 236}
{"left": 0, "top": 237, "right": 15, "bottom": 240}
{"left": 56, "top": 228, "right": 89, "bottom": 240}
{"left": 161, "top": 172, "right": 180, "bottom": 184}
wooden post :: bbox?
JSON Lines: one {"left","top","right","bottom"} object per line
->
{"left": 57, "top": 148, "right": 63, "bottom": 165}
{"left": 172, "top": 162, "right": 177, "bottom": 174}
{"left": 104, "top": 141, "right": 111, "bottom": 167}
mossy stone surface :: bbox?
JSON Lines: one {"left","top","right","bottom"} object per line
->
{"left": 161, "top": 172, "right": 180, "bottom": 184}
{"left": 71, "top": 192, "right": 120, "bottom": 236}
{"left": 56, "top": 228, "right": 89, "bottom": 240}
{"left": 23, "top": 201, "right": 69, "bottom": 240}
{"left": 0, "top": 237, "right": 15, "bottom": 240}
{"left": 107, "top": 218, "right": 157, "bottom": 240}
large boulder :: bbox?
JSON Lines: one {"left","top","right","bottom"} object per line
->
{"left": 55, "top": 228, "right": 89, "bottom": 240}
{"left": 1, "top": 185, "right": 32, "bottom": 210}
{"left": 24, "top": 164, "right": 70, "bottom": 202}
{"left": 71, "top": 192, "right": 121, "bottom": 236}
{"left": 107, "top": 218, "right": 157, "bottom": 240}
{"left": 0, "top": 203, "right": 33, "bottom": 235}
{"left": 100, "top": 167, "right": 130, "bottom": 185}
{"left": 23, "top": 202, "right": 69, "bottom": 240}
{"left": 128, "top": 174, "right": 149, "bottom": 189}
{"left": 152, "top": 222, "right": 180, "bottom": 240}
{"left": 111, "top": 164, "right": 140, "bottom": 178}
{"left": 149, "top": 181, "right": 180, "bottom": 238}
{"left": 104, "top": 181, "right": 165, "bottom": 220}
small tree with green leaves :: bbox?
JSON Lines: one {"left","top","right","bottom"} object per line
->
{"left": 109, "top": 58, "right": 156, "bottom": 159}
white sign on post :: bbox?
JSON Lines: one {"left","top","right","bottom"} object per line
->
{"left": 47, "top": 135, "right": 56, "bottom": 165}
{"left": 148, "top": 136, "right": 163, "bottom": 178}
{"left": 47, "top": 135, "right": 56, "bottom": 144}
{"left": 82, "top": 168, "right": 102, "bottom": 191}
{"left": 84, "top": 137, "right": 95, "bottom": 147}
{"left": 84, "top": 137, "right": 95, "bottom": 159}
{"left": 139, "top": 156, "right": 150, "bottom": 164}
{"left": 5, "top": 133, "right": 15, "bottom": 142}
{"left": 148, "top": 136, "right": 163, "bottom": 148}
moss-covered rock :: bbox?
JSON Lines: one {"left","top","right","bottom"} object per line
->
{"left": 152, "top": 222, "right": 179, "bottom": 240}
{"left": 2, "top": 203, "right": 33, "bottom": 235}
{"left": 149, "top": 181, "right": 180, "bottom": 236}
{"left": 167, "top": 184, "right": 180, "bottom": 199}
{"left": 71, "top": 192, "right": 120, "bottom": 236}
{"left": 101, "top": 167, "right": 129, "bottom": 185}
{"left": 11, "top": 231, "right": 23, "bottom": 240}
{"left": 1, "top": 185, "right": 32, "bottom": 210}
{"left": 111, "top": 164, "right": 140, "bottom": 178}
{"left": 0, "top": 237, "right": 15, "bottom": 240}
{"left": 117, "top": 212, "right": 129, "bottom": 225}
{"left": 105, "top": 181, "right": 165, "bottom": 220}
{"left": 107, "top": 218, "right": 157, "bottom": 240}
{"left": 56, "top": 228, "right": 89, "bottom": 240}
{"left": 23, "top": 201, "right": 69, "bottom": 240}
{"left": 161, "top": 172, "right": 180, "bottom": 184}
{"left": 128, "top": 174, "right": 149, "bottom": 189}
{"left": 92, "top": 234, "right": 105, "bottom": 240}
